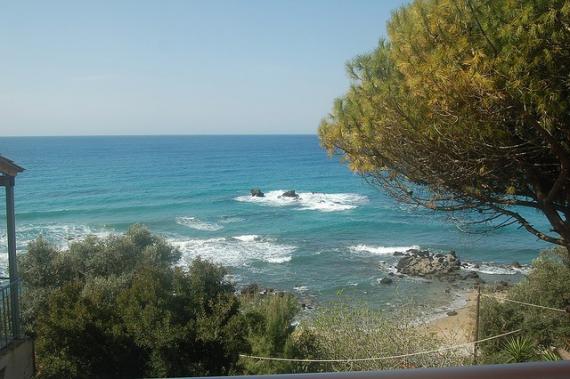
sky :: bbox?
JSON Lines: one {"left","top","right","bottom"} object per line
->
{"left": 0, "top": 0, "right": 408, "bottom": 136}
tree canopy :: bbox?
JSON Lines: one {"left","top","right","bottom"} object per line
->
{"left": 319, "top": 0, "right": 570, "bottom": 250}
{"left": 19, "top": 226, "right": 248, "bottom": 378}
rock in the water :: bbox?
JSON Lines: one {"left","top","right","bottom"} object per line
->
{"left": 250, "top": 188, "right": 265, "bottom": 197}
{"left": 379, "top": 277, "right": 393, "bottom": 285}
{"left": 446, "top": 310, "right": 458, "bottom": 316}
{"left": 511, "top": 261, "right": 522, "bottom": 268}
{"left": 396, "top": 249, "right": 461, "bottom": 279}
{"left": 281, "top": 190, "right": 299, "bottom": 198}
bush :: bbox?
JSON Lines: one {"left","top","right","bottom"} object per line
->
{"left": 240, "top": 292, "right": 300, "bottom": 374}
{"left": 479, "top": 248, "right": 570, "bottom": 363}
{"left": 19, "top": 226, "right": 248, "bottom": 378}
{"left": 300, "top": 302, "right": 468, "bottom": 372}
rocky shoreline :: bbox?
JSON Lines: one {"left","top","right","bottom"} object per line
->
{"left": 375, "top": 248, "right": 482, "bottom": 285}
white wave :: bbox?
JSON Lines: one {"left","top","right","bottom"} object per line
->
{"left": 233, "top": 235, "right": 261, "bottom": 242}
{"left": 218, "top": 217, "right": 245, "bottom": 224}
{"left": 171, "top": 236, "right": 295, "bottom": 266}
{"left": 294, "top": 286, "right": 309, "bottom": 292}
{"left": 267, "top": 256, "right": 292, "bottom": 263}
{"left": 176, "top": 216, "right": 223, "bottom": 232}
{"left": 235, "top": 190, "right": 368, "bottom": 212}
{"left": 463, "top": 262, "right": 530, "bottom": 275}
{"left": 349, "top": 244, "right": 420, "bottom": 256}
{"left": 0, "top": 223, "right": 113, "bottom": 252}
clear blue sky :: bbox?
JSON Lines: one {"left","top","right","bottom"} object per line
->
{"left": 0, "top": 0, "right": 407, "bottom": 136}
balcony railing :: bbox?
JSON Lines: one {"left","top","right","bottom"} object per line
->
{"left": 190, "top": 361, "right": 570, "bottom": 379}
{"left": 0, "top": 280, "right": 21, "bottom": 350}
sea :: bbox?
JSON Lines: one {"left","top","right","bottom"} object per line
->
{"left": 0, "top": 135, "right": 551, "bottom": 315}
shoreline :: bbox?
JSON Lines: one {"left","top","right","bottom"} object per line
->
{"left": 424, "top": 289, "right": 478, "bottom": 346}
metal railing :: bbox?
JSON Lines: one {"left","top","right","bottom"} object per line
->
{"left": 0, "top": 279, "right": 21, "bottom": 350}
{"left": 188, "top": 361, "right": 570, "bottom": 379}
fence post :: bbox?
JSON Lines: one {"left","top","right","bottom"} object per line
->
{"left": 473, "top": 283, "right": 481, "bottom": 365}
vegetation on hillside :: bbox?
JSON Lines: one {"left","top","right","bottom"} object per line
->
{"left": 480, "top": 248, "right": 570, "bottom": 363}
{"left": 319, "top": 0, "right": 570, "bottom": 252}
{"left": 19, "top": 227, "right": 469, "bottom": 378}
{"left": 20, "top": 226, "right": 248, "bottom": 378}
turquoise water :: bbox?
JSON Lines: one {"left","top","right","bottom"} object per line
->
{"left": 0, "top": 135, "right": 551, "bottom": 310}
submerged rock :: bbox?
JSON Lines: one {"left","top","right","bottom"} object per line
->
{"left": 396, "top": 249, "right": 461, "bottom": 280}
{"left": 379, "top": 277, "right": 393, "bottom": 285}
{"left": 281, "top": 190, "right": 299, "bottom": 198}
{"left": 250, "top": 188, "right": 265, "bottom": 197}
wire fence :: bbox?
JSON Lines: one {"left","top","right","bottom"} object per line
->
{"left": 239, "top": 329, "right": 522, "bottom": 363}
{"left": 480, "top": 293, "right": 569, "bottom": 314}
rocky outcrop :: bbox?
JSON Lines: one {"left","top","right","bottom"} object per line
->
{"left": 250, "top": 188, "right": 265, "bottom": 197}
{"left": 281, "top": 190, "right": 299, "bottom": 198}
{"left": 396, "top": 249, "right": 461, "bottom": 279}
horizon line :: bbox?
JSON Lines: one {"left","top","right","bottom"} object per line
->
{"left": 0, "top": 133, "right": 319, "bottom": 138}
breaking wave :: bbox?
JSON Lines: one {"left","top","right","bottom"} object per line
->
{"left": 235, "top": 190, "right": 368, "bottom": 212}
{"left": 349, "top": 244, "right": 420, "bottom": 256}
{"left": 171, "top": 235, "right": 295, "bottom": 266}
{"left": 463, "top": 262, "right": 530, "bottom": 275}
{"left": 176, "top": 216, "right": 223, "bottom": 231}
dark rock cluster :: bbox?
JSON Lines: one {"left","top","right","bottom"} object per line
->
{"left": 395, "top": 249, "right": 480, "bottom": 282}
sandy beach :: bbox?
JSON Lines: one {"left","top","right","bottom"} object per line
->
{"left": 426, "top": 290, "right": 478, "bottom": 345}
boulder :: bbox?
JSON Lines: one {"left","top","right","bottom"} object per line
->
{"left": 396, "top": 249, "right": 461, "bottom": 279}
{"left": 511, "top": 261, "right": 522, "bottom": 269}
{"left": 446, "top": 310, "right": 458, "bottom": 316}
{"left": 250, "top": 188, "right": 265, "bottom": 197}
{"left": 281, "top": 190, "right": 299, "bottom": 198}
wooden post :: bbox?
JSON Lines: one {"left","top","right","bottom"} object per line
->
{"left": 473, "top": 283, "right": 481, "bottom": 365}
{"left": 5, "top": 176, "right": 21, "bottom": 339}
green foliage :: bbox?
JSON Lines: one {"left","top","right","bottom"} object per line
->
{"left": 502, "top": 336, "right": 537, "bottom": 363}
{"left": 480, "top": 248, "right": 570, "bottom": 363}
{"left": 19, "top": 226, "right": 247, "bottom": 378}
{"left": 292, "top": 302, "right": 467, "bottom": 372}
{"left": 319, "top": 0, "right": 570, "bottom": 248}
{"left": 540, "top": 349, "right": 561, "bottom": 362}
{"left": 240, "top": 293, "right": 300, "bottom": 374}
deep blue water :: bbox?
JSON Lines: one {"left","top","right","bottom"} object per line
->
{"left": 0, "top": 135, "right": 551, "bottom": 310}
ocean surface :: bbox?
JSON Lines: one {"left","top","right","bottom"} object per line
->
{"left": 0, "top": 135, "right": 551, "bottom": 313}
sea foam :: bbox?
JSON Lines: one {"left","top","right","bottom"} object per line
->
{"left": 463, "top": 262, "right": 530, "bottom": 275}
{"left": 235, "top": 190, "right": 368, "bottom": 212}
{"left": 176, "top": 216, "right": 223, "bottom": 231}
{"left": 0, "top": 223, "right": 113, "bottom": 252}
{"left": 171, "top": 235, "right": 295, "bottom": 267}
{"left": 349, "top": 244, "right": 420, "bottom": 256}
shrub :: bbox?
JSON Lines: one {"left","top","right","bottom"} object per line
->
{"left": 19, "top": 226, "right": 247, "bottom": 378}
{"left": 479, "top": 248, "right": 570, "bottom": 363}
{"left": 240, "top": 292, "right": 300, "bottom": 374}
{"left": 289, "top": 302, "right": 467, "bottom": 373}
